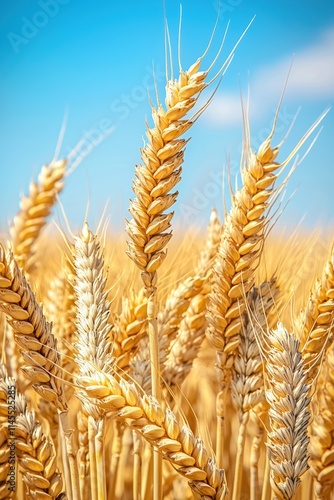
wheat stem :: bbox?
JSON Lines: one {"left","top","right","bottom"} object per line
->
{"left": 232, "top": 412, "right": 249, "bottom": 500}
{"left": 95, "top": 417, "right": 107, "bottom": 500}
{"left": 250, "top": 422, "right": 264, "bottom": 500}
{"left": 133, "top": 431, "right": 143, "bottom": 500}
{"left": 115, "top": 428, "right": 132, "bottom": 499}
{"left": 109, "top": 421, "right": 124, "bottom": 499}
{"left": 59, "top": 410, "right": 81, "bottom": 500}
{"left": 85, "top": 416, "right": 98, "bottom": 500}
{"left": 215, "top": 388, "right": 227, "bottom": 468}
{"left": 77, "top": 411, "right": 90, "bottom": 500}
{"left": 144, "top": 287, "right": 162, "bottom": 500}
{"left": 262, "top": 454, "right": 271, "bottom": 500}
{"left": 60, "top": 423, "right": 73, "bottom": 500}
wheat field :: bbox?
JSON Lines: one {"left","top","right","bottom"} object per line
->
{"left": 0, "top": 14, "right": 334, "bottom": 500}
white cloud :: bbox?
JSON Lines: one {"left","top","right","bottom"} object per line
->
{"left": 255, "top": 28, "right": 334, "bottom": 98}
{"left": 204, "top": 93, "right": 245, "bottom": 126}
{"left": 204, "top": 27, "right": 334, "bottom": 127}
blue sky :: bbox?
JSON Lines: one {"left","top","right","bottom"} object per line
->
{"left": 1, "top": 0, "right": 334, "bottom": 236}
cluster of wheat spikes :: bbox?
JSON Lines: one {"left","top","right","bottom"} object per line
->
{"left": 0, "top": 18, "right": 332, "bottom": 500}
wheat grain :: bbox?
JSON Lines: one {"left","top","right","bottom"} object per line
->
{"left": 112, "top": 288, "right": 147, "bottom": 370}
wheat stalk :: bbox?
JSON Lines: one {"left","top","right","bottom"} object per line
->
{"left": 231, "top": 279, "right": 279, "bottom": 500}
{"left": 109, "top": 420, "right": 125, "bottom": 499}
{"left": 0, "top": 364, "right": 66, "bottom": 500}
{"left": 130, "top": 275, "right": 208, "bottom": 395}
{"left": 206, "top": 132, "right": 282, "bottom": 466}
{"left": 77, "top": 410, "right": 90, "bottom": 500}
{"left": 206, "top": 107, "right": 326, "bottom": 467}
{"left": 10, "top": 159, "right": 67, "bottom": 274}
{"left": 162, "top": 209, "right": 222, "bottom": 393}
{"left": 16, "top": 411, "right": 67, "bottom": 500}
{"left": 309, "top": 341, "right": 334, "bottom": 499}
{"left": 45, "top": 261, "right": 78, "bottom": 392}
{"left": 73, "top": 222, "right": 114, "bottom": 500}
{"left": 112, "top": 288, "right": 147, "bottom": 371}
{"left": 125, "top": 20, "right": 252, "bottom": 495}
{"left": 163, "top": 282, "right": 211, "bottom": 395}
{"left": 250, "top": 420, "right": 264, "bottom": 500}
{"left": 0, "top": 245, "right": 80, "bottom": 500}
{"left": 0, "top": 244, "right": 66, "bottom": 410}
{"left": 133, "top": 209, "right": 222, "bottom": 396}
{"left": 126, "top": 53, "right": 210, "bottom": 500}
{"left": 194, "top": 208, "right": 223, "bottom": 278}
{"left": 231, "top": 280, "right": 279, "bottom": 420}
{"left": 296, "top": 245, "right": 334, "bottom": 379}
{"left": 264, "top": 324, "right": 311, "bottom": 500}
{"left": 77, "top": 368, "right": 228, "bottom": 499}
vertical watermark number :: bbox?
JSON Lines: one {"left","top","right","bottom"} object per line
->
{"left": 6, "top": 383, "right": 16, "bottom": 494}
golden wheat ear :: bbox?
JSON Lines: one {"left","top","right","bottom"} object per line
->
{"left": 230, "top": 279, "right": 279, "bottom": 500}
{"left": 0, "top": 245, "right": 80, "bottom": 499}
{"left": 77, "top": 365, "right": 228, "bottom": 499}
{"left": 10, "top": 159, "right": 68, "bottom": 274}
{"left": 206, "top": 103, "right": 328, "bottom": 468}
{"left": 72, "top": 221, "right": 115, "bottom": 500}
{"left": 309, "top": 341, "right": 334, "bottom": 498}
{"left": 112, "top": 288, "right": 147, "bottom": 371}
{"left": 126, "top": 17, "right": 252, "bottom": 284}
{"left": 0, "top": 363, "right": 66, "bottom": 500}
{"left": 161, "top": 209, "right": 222, "bottom": 397}
{"left": 126, "top": 20, "right": 252, "bottom": 497}
{"left": 261, "top": 324, "right": 311, "bottom": 500}
{"left": 9, "top": 122, "right": 98, "bottom": 277}
{"left": 296, "top": 243, "right": 334, "bottom": 380}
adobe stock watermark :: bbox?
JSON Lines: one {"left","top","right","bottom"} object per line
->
{"left": 180, "top": 168, "right": 228, "bottom": 223}
{"left": 213, "top": 0, "right": 243, "bottom": 17}
{"left": 64, "top": 64, "right": 165, "bottom": 168}
{"left": 179, "top": 105, "right": 297, "bottom": 223}
{"left": 7, "top": 0, "right": 70, "bottom": 54}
